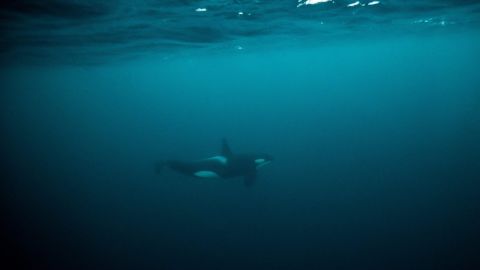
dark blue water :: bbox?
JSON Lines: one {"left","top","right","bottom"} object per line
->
{"left": 2, "top": 1, "right": 480, "bottom": 269}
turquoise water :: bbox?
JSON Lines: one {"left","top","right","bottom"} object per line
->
{"left": 2, "top": 1, "right": 480, "bottom": 269}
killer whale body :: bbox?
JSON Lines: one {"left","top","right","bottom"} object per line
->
{"left": 156, "top": 139, "right": 273, "bottom": 187}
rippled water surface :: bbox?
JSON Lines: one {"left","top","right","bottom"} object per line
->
{"left": 1, "top": 0, "right": 480, "bottom": 64}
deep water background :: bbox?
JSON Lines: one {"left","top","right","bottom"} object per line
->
{"left": 2, "top": 31, "right": 480, "bottom": 270}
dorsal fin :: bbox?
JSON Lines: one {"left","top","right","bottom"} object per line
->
{"left": 221, "top": 138, "right": 233, "bottom": 157}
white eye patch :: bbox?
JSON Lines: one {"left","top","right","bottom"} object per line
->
{"left": 255, "top": 158, "right": 265, "bottom": 164}
{"left": 255, "top": 160, "right": 271, "bottom": 169}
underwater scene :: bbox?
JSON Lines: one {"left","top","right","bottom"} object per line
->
{"left": 1, "top": 0, "right": 480, "bottom": 269}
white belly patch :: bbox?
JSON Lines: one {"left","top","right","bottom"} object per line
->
{"left": 194, "top": 170, "right": 220, "bottom": 178}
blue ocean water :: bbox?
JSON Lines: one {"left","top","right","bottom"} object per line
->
{"left": 1, "top": 1, "right": 480, "bottom": 269}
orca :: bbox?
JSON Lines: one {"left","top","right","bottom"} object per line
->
{"left": 156, "top": 139, "right": 273, "bottom": 187}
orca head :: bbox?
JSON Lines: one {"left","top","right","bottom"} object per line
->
{"left": 253, "top": 153, "right": 274, "bottom": 169}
